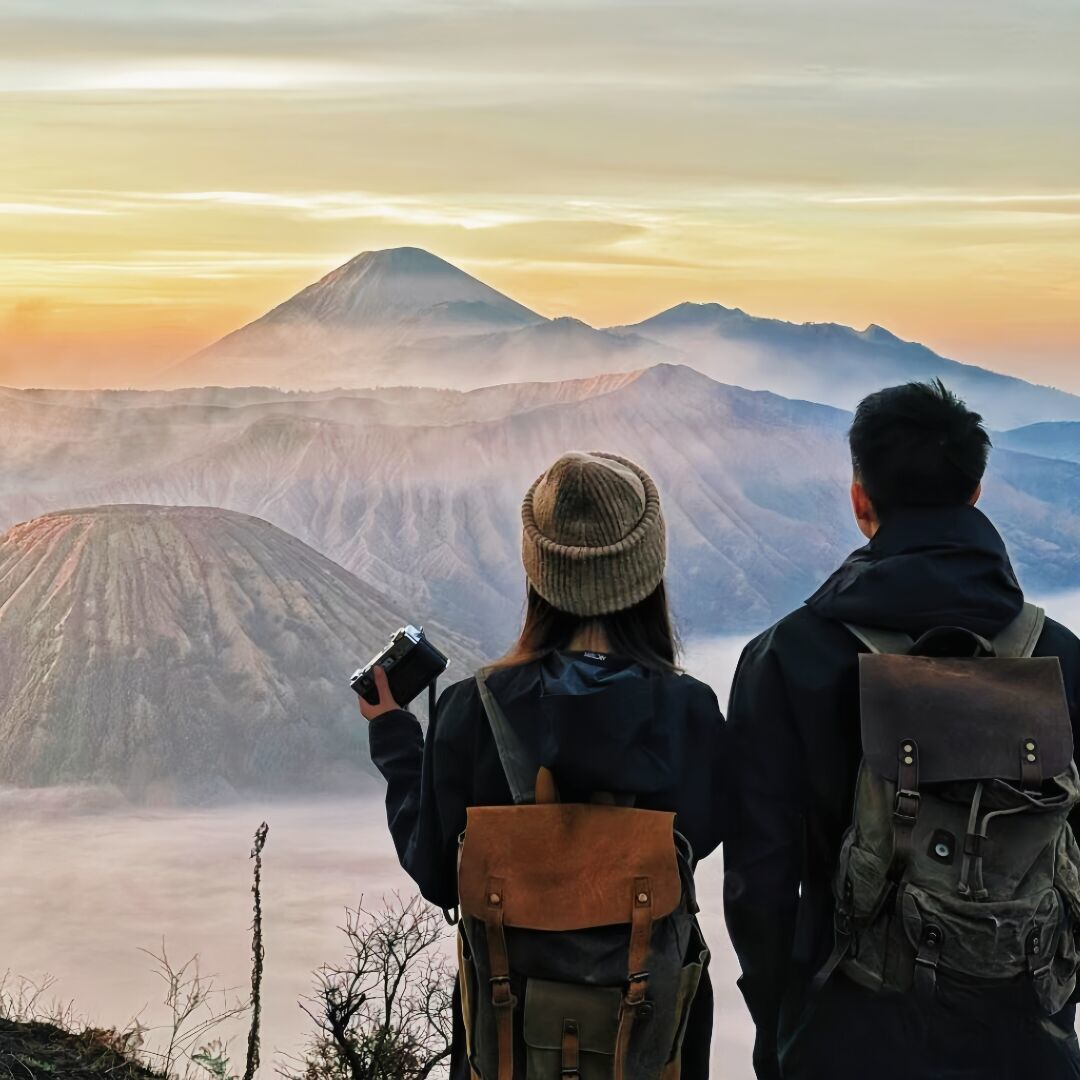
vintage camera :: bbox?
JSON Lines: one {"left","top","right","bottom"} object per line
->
{"left": 350, "top": 625, "right": 449, "bottom": 707}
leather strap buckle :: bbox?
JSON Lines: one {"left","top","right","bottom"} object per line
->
{"left": 625, "top": 971, "right": 650, "bottom": 1008}
{"left": 490, "top": 976, "right": 515, "bottom": 1008}
{"left": 894, "top": 789, "right": 921, "bottom": 823}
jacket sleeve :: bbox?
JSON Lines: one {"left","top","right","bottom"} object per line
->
{"left": 686, "top": 680, "right": 730, "bottom": 863}
{"left": 723, "top": 631, "right": 806, "bottom": 1080}
{"left": 367, "top": 683, "right": 473, "bottom": 911}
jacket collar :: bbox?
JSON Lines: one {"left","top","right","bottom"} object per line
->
{"left": 806, "top": 504, "right": 1025, "bottom": 638}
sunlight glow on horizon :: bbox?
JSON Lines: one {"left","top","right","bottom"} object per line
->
{"left": 2, "top": 0, "right": 1077, "bottom": 390}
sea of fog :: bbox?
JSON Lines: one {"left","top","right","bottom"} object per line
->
{"left": 2, "top": 595, "right": 1078, "bottom": 1077}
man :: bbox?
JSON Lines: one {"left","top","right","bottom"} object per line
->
{"left": 724, "top": 380, "right": 1080, "bottom": 1079}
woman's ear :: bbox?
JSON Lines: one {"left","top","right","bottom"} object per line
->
{"left": 851, "top": 479, "right": 879, "bottom": 539}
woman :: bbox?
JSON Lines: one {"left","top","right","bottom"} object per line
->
{"left": 362, "top": 451, "right": 728, "bottom": 1078}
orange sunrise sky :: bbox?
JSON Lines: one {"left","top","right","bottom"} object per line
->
{"left": 2, "top": 0, "right": 1078, "bottom": 390}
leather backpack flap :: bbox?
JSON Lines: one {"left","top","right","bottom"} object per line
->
{"left": 459, "top": 803, "right": 681, "bottom": 930}
{"left": 859, "top": 654, "right": 1073, "bottom": 783}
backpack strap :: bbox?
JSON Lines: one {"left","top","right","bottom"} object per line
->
{"left": 475, "top": 669, "right": 537, "bottom": 805}
{"left": 991, "top": 602, "right": 1045, "bottom": 659}
{"left": 476, "top": 670, "right": 636, "bottom": 807}
{"left": 843, "top": 624, "right": 915, "bottom": 655}
{"left": 844, "top": 603, "right": 1046, "bottom": 658}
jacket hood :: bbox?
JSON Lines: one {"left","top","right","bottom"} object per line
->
{"left": 483, "top": 650, "right": 685, "bottom": 796}
{"left": 806, "top": 504, "right": 1024, "bottom": 638}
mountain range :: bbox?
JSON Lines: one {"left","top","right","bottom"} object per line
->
{"left": 161, "top": 247, "right": 1080, "bottom": 430}
{"left": 4, "top": 247, "right": 1079, "bottom": 798}
{"left": 4, "top": 365, "right": 1079, "bottom": 654}
{"left": 996, "top": 421, "right": 1080, "bottom": 465}
{"left": 0, "top": 505, "right": 477, "bottom": 800}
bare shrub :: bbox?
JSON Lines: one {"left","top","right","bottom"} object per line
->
{"left": 283, "top": 894, "right": 454, "bottom": 1080}
{"left": 136, "top": 943, "right": 249, "bottom": 1077}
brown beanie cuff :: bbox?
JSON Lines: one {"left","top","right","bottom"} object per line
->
{"left": 520, "top": 453, "right": 667, "bottom": 617}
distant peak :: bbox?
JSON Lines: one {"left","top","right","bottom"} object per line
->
{"left": 340, "top": 247, "right": 456, "bottom": 273}
{"left": 859, "top": 323, "right": 902, "bottom": 344}
{"left": 646, "top": 301, "right": 745, "bottom": 324}
{"left": 672, "top": 300, "right": 735, "bottom": 314}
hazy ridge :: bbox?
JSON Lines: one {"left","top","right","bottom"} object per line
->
{"left": 3, "top": 365, "right": 1079, "bottom": 653}
{"left": 157, "top": 248, "right": 1080, "bottom": 430}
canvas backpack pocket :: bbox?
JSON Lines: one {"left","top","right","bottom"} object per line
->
{"left": 899, "top": 884, "right": 1074, "bottom": 1011}
{"left": 831, "top": 828, "right": 894, "bottom": 989}
{"left": 664, "top": 919, "right": 710, "bottom": 1074}
{"left": 1047, "top": 827, "right": 1080, "bottom": 1005}
{"left": 523, "top": 978, "right": 622, "bottom": 1080}
{"left": 1054, "top": 825, "right": 1080, "bottom": 927}
{"left": 837, "top": 833, "right": 891, "bottom": 922}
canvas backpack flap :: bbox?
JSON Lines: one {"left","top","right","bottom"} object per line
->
{"left": 858, "top": 653, "right": 1073, "bottom": 787}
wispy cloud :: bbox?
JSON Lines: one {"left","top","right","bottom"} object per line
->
{"left": 0, "top": 201, "right": 114, "bottom": 217}
{"left": 823, "top": 192, "right": 1080, "bottom": 207}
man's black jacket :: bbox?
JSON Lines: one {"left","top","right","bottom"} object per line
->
{"left": 724, "top": 504, "right": 1080, "bottom": 1080}
{"left": 369, "top": 649, "right": 729, "bottom": 1079}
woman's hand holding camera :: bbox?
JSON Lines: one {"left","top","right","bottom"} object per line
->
{"left": 358, "top": 663, "right": 402, "bottom": 721}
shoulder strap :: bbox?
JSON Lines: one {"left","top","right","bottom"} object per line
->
{"left": 845, "top": 602, "right": 1045, "bottom": 658}
{"left": 475, "top": 670, "right": 535, "bottom": 805}
{"left": 843, "top": 623, "right": 915, "bottom": 655}
{"left": 991, "top": 602, "right": 1045, "bottom": 659}
{"left": 474, "top": 670, "right": 636, "bottom": 808}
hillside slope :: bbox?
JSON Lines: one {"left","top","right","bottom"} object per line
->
{"left": 0, "top": 505, "right": 477, "bottom": 800}
{"left": 168, "top": 247, "right": 544, "bottom": 389}
{"left": 997, "top": 421, "right": 1080, "bottom": 464}
{"left": 0, "top": 1020, "right": 162, "bottom": 1080}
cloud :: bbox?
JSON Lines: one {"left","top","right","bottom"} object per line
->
{"left": 823, "top": 192, "right": 1080, "bottom": 209}
{"left": 0, "top": 201, "right": 113, "bottom": 216}
{"left": 3, "top": 0, "right": 1078, "bottom": 386}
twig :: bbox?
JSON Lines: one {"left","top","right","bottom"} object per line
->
{"left": 243, "top": 821, "right": 270, "bottom": 1080}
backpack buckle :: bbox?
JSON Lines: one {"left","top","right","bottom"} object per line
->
{"left": 490, "top": 976, "right": 516, "bottom": 1009}
{"left": 624, "top": 971, "right": 650, "bottom": 1009}
{"left": 893, "top": 789, "right": 921, "bottom": 823}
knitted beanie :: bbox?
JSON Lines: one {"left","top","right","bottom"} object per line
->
{"left": 521, "top": 451, "right": 666, "bottom": 617}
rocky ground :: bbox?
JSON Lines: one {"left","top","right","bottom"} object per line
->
{"left": 0, "top": 1019, "right": 163, "bottom": 1080}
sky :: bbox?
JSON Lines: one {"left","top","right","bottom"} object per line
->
{"left": 1, "top": 0, "right": 1078, "bottom": 390}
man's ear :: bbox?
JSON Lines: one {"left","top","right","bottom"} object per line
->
{"left": 969, "top": 483, "right": 982, "bottom": 506}
{"left": 851, "top": 479, "right": 879, "bottom": 539}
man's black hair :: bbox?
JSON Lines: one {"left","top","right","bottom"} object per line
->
{"left": 849, "top": 379, "right": 991, "bottom": 514}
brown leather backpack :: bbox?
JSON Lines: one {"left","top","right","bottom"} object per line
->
{"left": 453, "top": 671, "right": 708, "bottom": 1080}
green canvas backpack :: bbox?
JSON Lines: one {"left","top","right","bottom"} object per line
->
{"left": 815, "top": 603, "right": 1080, "bottom": 1013}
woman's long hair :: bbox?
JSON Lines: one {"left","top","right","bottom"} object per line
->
{"left": 496, "top": 583, "right": 680, "bottom": 673}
